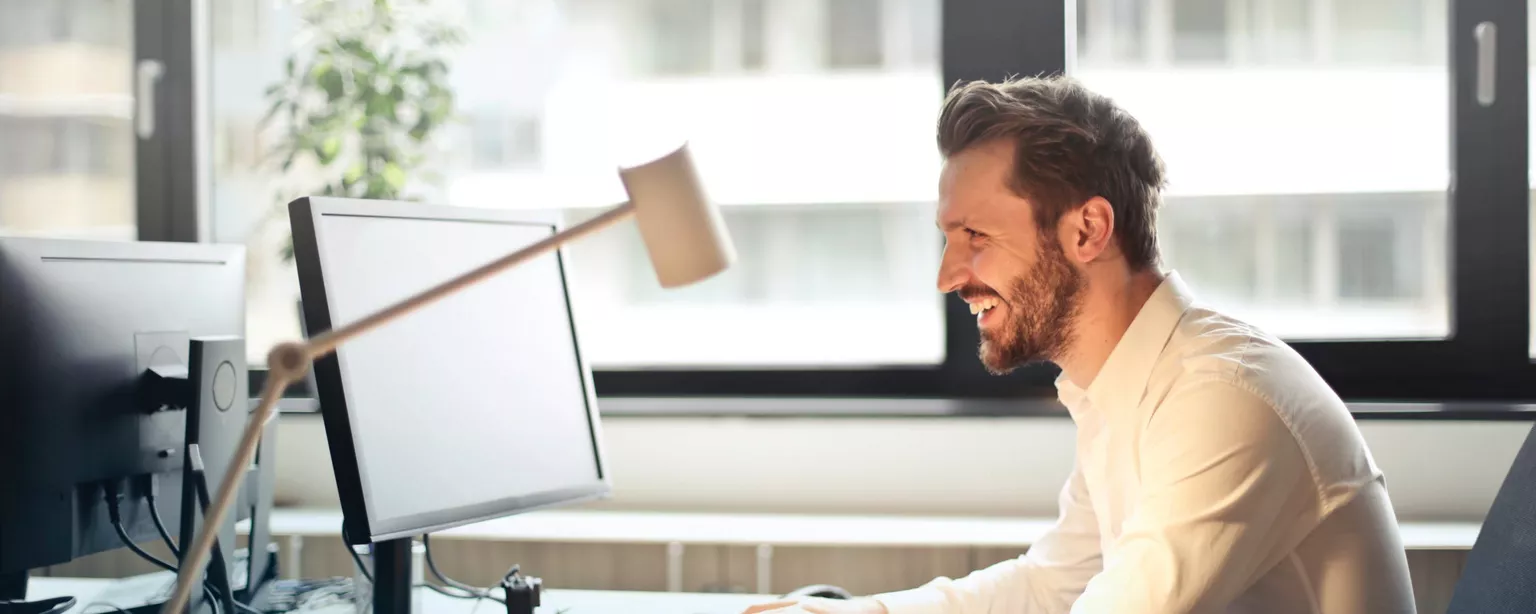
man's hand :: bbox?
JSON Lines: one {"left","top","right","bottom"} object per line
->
{"left": 740, "top": 597, "right": 889, "bottom": 614}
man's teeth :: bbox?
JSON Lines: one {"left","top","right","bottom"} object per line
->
{"left": 968, "top": 298, "right": 1000, "bottom": 315}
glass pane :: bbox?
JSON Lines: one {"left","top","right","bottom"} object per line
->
{"left": 0, "top": 0, "right": 136, "bottom": 240}
{"left": 213, "top": 0, "right": 944, "bottom": 368}
{"left": 1074, "top": 0, "right": 1449, "bottom": 341}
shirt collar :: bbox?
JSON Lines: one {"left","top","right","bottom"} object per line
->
{"left": 1056, "top": 271, "right": 1196, "bottom": 417}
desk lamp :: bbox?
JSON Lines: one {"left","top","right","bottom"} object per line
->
{"left": 161, "top": 143, "right": 735, "bottom": 614}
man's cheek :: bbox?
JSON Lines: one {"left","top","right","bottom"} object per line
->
{"left": 971, "top": 255, "right": 1011, "bottom": 293}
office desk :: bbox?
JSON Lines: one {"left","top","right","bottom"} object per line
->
{"left": 25, "top": 577, "right": 774, "bottom": 614}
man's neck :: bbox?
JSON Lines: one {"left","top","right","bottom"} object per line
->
{"left": 1057, "top": 268, "right": 1165, "bottom": 390}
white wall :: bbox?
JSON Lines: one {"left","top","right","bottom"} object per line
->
{"left": 271, "top": 413, "right": 1530, "bottom": 522}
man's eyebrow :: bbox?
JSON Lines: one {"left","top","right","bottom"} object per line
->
{"left": 938, "top": 218, "right": 965, "bottom": 232}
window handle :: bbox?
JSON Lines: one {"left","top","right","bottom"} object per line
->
{"left": 136, "top": 59, "right": 165, "bottom": 139}
{"left": 1475, "top": 22, "right": 1496, "bottom": 107}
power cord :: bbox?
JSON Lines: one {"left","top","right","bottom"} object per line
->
{"left": 104, "top": 481, "right": 178, "bottom": 574}
{"left": 143, "top": 475, "right": 180, "bottom": 558}
{"left": 102, "top": 481, "right": 264, "bottom": 614}
{"left": 344, "top": 531, "right": 566, "bottom": 612}
{"left": 81, "top": 602, "right": 131, "bottom": 614}
{"left": 422, "top": 534, "right": 512, "bottom": 605}
{"left": 342, "top": 523, "right": 375, "bottom": 586}
{"left": 346, "top": 544, "right": 375, "bottom": 586}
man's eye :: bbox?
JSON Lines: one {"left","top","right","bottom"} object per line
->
{"left": 965, "top": 228, "right": 984, "bottom": 239}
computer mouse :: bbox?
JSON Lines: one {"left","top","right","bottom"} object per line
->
{"left": 783, "top": 584, "right": 854, "bottom": 600}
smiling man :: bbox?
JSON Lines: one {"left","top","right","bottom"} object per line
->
{"left": 745, "top": 76, "right": 1416, "bottom": 614}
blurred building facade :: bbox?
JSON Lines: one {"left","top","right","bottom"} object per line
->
{"left": 0, "top": 0, "right": 136, "bottom": 239}
{"left": 1, "top": 0, "right": 1481, "bottom": 366}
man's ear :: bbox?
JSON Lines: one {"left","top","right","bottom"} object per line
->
{"left": 1060, "top": 196, "right": 1116, "bottom": 264}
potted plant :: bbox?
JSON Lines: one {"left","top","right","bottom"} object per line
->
{"left": 261, "top": 0, "right": 464, "bottom": 261}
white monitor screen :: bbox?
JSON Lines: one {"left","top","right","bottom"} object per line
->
{"left": 301, "top": 200, "right": 607, "bottom": 540}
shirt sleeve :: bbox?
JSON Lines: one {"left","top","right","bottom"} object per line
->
{"left": 1068, "top": 380, "right": 1322, "bottom": 614}
{"left": 873, "top": 460, "right": 1103, "bottom": 614}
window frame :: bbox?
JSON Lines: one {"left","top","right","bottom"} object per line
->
{"left": 135, "top": 0, "right": 203, "bottom": 243}
{"left": 591, "top": 0, "right": 1536, "bottom": 404}
{"left": 239, "top": 0, "right": 1536, "bottom": 412}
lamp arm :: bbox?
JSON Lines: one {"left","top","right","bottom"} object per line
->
{"left": 161, "top": 200, "right": 637, "bottom": 614}
{"left": 306, "top": 200, "right": 637, "bottom": 357}
{"left": 161, "top": 373, "right": 288, "bottom": 614}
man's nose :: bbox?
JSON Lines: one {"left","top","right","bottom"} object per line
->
{"left": 936, "top": 245, "right": 970, "bottom": 294}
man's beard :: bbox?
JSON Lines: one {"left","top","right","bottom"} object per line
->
{"left": 967, "top": 236, "right": 1085, "bottom": 375}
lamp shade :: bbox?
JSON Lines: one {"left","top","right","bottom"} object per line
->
{"left": 619, "top": 143, "right": 737, "bottom": 288}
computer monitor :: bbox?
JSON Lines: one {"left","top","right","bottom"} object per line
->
{"left": 289, "top": 197, "right": 610, "bottom": 544}
{"left": 0, "top": 237, "right": 248, "bottom": 595}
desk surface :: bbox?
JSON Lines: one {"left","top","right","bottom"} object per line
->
{"left": 255, "top": 508, "right": 1482, "bottom": 550}
{"left": 26, "top": 578, "right": 772, "bottom": 614}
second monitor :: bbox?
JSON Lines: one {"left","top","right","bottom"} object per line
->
{"left": 289, "top": 197, "right": 611, "bottom": 549}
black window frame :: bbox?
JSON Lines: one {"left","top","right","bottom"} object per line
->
{"left": 239, "top": 0, "right": 1536, "bottom": 413}
{"left": 136, "top": 0, "right": 203, "bottom": 243}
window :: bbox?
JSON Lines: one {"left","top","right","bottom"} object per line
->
{"left": 740, "top": 0, "right": 766, "bottom": 70}
{"left": 209, "top": 0, "right": 1533, "bottom": 405}
{"left": 1332, "top": 0, "right": 1433, "bottom": 64}
{"left": 214, "top": 0, "right": 945, "bottom": 371}
{"left": 1172, "top": 0, "right": 1227, "bottom": 62}
{"left": 564, "top": 202, "right": 940, "bottom": 366}
{"left": 826, "top": 0, "right": 885, "bottom": 68}
{"left": 212, "top": 0, "right": 264, "bottom": 51}
{"left": 0, "top": 0, "right": 130, "bottom": 50}
{"left": 1241, "top": 0, "right": 1313, "bottom": 63}
{"left": 0, "top": 0, "right": 136, "bottom": 241}
{"left": 646, "top": 0, "right": 716, "bottom": 75}
{"left": 469, "top": 114, "right": 541, "bottom": 170}
{"left": 1077, "top": 0, "right": 1146, "bottom": 63}
{"left": 1074, "top": 0, "right": 1450, "bottom": 341}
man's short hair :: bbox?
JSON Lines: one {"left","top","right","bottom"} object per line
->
{"left": 937, "top": 75, "right": 1167, "bottom": 270}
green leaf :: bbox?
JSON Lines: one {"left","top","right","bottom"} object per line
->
{"left": 381, "top": 163, "right": 406, "bottom": 190}
{"left": 343, "top": 162, "right": 364, "bottom": 185}
{"left": 408, "top": 114, "right": 432, "bottom": 141}
{"left": 314, "top": 62, "right": 345, "bottom": 101}
{"left": 260, "top": 97, "right": 285, "bottom": 126}
{"left": 365, "top": 93, "right": 397, "bottom": 121}
{"left": 315, "top": 136, "right": 341, "bottom": 165}
{"left": 365, "top": 175, "right": 392, "bottom": 199}
{"left": 336, "top": 38, "right": 377, "bottom": 64}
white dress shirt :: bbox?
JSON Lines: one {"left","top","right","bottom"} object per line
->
{"left": 876, "top": 272, "right": 1416, "bottom": 614}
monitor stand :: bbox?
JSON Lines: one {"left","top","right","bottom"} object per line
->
{"left": 371, "top": 538, "right": 414, "bottom": 614}
{"left": 369, "top": 540, "right": 540, "bottom": 614}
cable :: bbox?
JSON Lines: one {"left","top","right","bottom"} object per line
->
{"left": 422, "top": 534, "right": 509, "bottom": 605}
{"left": 144, "top": 475, "right": 180, "bottom": 558}
{"left": 346, "top": 542, "right": 374, "bottom": 586}
{"left": 104, "top": 481, "right": 258, "bottom": 614}
{"left": 421, "top": 534, "right": 483, "bottom": 596}
{"left": 204, "top": 587, "right": 223, "bottom": 614}
{"left": 104, "top": 482, "right": 179, "bottom": 574}
{"left": 203, "top": 585, "right": 264, "bottom": 614}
